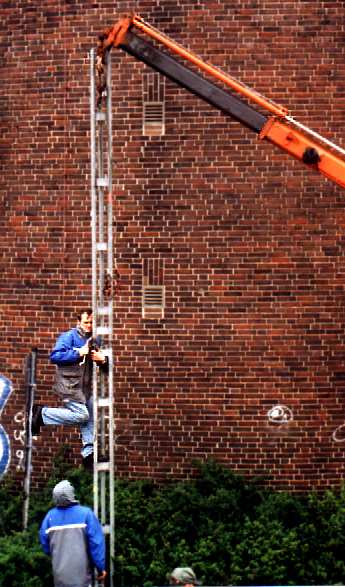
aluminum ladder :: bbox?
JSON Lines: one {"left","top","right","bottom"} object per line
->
{"left": 90, "top": 47, "right": 114, "bottom": 587}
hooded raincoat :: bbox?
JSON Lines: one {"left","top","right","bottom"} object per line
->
{"left": 39, "top": 480, "right": 106, "bottom": 587}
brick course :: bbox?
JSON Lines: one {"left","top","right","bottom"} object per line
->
{"left": 0, "top": 0, "right": 344, "bottom": 490}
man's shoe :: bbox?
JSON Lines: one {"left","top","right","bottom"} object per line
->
{"left": 82, "top": 453, "right": 94, "bottom": 470}
{"left": 31, "top": 405, "right": 43, "bottom": 436}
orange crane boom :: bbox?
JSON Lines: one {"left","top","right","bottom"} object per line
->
{"left": 98, "top": 14, "right": 345, "bottom": 189}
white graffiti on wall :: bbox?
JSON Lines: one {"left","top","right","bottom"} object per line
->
{"left": 0, "top": 375, "right": 12, "bottom": 479}
{"left": 14, "top": 411, "right": 26, "bottom": 471}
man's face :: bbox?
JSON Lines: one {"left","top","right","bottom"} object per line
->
{"left": 79, "top": 312, "right": 93, "bottom": 334}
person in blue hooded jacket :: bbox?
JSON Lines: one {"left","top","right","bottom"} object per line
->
{"left": 40, "top": 479, "right": 107, "bottom": 587}
{"left": 31, "top": 308, "right": 109, "bottom": 468}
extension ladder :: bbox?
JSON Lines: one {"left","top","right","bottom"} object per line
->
{"left": 90, "top": 47, "right": 114, "bottom": 587}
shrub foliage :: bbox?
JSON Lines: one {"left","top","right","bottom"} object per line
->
{"left": 2, "top": 460, "right": 345, "bottom": 585}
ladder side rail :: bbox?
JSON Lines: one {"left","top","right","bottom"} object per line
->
{"left": 97, "top": 52, "right": 107, "bottom": 539}
{"left": 90, "top": 48, "right": 99, "bottom": 520}
{"left": 106, "top": 49, "right": 115, "bottom": 584}
{"left": 92, "top": 46, "right": 115, "bottom": 587}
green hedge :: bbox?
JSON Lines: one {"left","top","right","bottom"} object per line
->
{"left": 2, "top": 459, "right": 345, "bottom": 586}
{"left": 114, "top": 462, "right": 345, "bottom": 586}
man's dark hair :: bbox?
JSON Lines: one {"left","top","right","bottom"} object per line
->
{"left": 77, "top": 308, "right": 93, "bottom": 321}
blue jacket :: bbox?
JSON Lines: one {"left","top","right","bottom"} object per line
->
{"left": 40, "top": 503, "right": 105, "bottom": 587}
{"left": 50, "top": 327, "right": 88, "bottom": 367}
{"left": 50, "top": 328, "right": 107, "bottom": 403}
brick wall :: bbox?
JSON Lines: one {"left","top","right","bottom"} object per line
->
{"left": 0, "top": 0, "right": 344, "bottom": 490}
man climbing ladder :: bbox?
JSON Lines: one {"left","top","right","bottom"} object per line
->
{"left": 31, "top": 308, "right": 109, "bottom": 469}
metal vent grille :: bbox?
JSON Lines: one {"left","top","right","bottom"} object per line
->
{"left": 142, "top": 285, "right": 165, "bottom": 319}
{"left": 143, "top": 72, "right": 165, "bottom": 136}
{"left": 143, "top": 102, "right": 165, "bottom": 136}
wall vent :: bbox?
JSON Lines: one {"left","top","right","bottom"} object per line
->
{"left": 142, "top": 258, "right": 165, "bottom": 319}
{"left": 142, "top": 285, "right": 165, "bottom": 319}
{"left": 143, "top": 72, "right": 165, "bottom": 136}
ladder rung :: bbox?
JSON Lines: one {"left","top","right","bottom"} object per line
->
{"left": 102, "top": 347, "right": 112, "bottom": 356}
{"left": 94, "top": 347, "right": 112, "bottom": 359}
{"left": 97, "top": 305, "right": 111, "bottom": 315}
{"left": 96, "top": 176, "right": 109, "bottom": 187}
{"left": 96, "top": 461, "right": 110, "bottom": 472}
{"left": 96, "top": 242, "right": 107, "bottom": 251}
{"left": 96, "top": 326, "right": 110, "bottom": 336}
{"left": 98, "top": 397, "right": 111, "bottom": 408}
{"left": 102, "top": 524, "right": 111, "bottom": 534}
{"left": 96, "top": 111, "right": 106, "bottom": 121}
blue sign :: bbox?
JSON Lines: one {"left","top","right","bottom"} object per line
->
{"left": 0, "top": 375, "right": 12, "bottom": 479}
